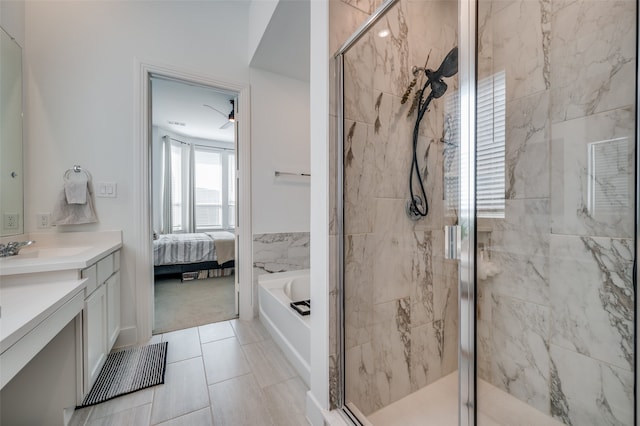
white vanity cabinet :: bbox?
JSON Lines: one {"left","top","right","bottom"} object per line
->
{"left": 81, "top": 250, "right": 121, "bottom": 395}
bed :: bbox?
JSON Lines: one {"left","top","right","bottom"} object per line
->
{"left": 153, "top": 231, "right": 235, "bottom": 278}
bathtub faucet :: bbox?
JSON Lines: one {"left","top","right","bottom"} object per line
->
{"left": 0, "top": 240, "right": 35, "bottom": 257}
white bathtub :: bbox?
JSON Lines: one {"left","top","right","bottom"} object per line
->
{"left": 258, "top": 269, "right": 310, "bottom": 386}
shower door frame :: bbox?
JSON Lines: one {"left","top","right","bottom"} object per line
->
{"left": 334, "top": 0, "right": 477, "bottom": 424}
{"left": 336, "top": 0, "right": 640, "bottom": 424}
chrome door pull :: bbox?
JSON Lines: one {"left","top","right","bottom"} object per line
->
{"left": 444, "top": 225, "right": 461, "bottom": 260}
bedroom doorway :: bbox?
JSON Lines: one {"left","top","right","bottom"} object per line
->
{"left": 149, "top": 75, "right": 240, "bottom": 334}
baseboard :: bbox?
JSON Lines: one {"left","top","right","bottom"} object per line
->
{"left": 113, "top": 326, "right": 137, "bottom": 349}
{"left": 306, "top": 391, "right": 326, "bottom": 426}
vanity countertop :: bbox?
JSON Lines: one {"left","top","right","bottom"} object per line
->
{"left": 0, "top": 230, "right": 122, "bottom": 276}
{"left": 0, "top": 278, "right": 86, "bottom": 354}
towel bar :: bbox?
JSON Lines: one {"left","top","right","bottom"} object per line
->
{"left": 274, "top": 171, "right": 310, "bottom": 177}
{"left": 64, "top": 165, "right": 92, "bottom": 181}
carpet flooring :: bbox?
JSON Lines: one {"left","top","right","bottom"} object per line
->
{"left": 153, "top": 274, "right": 237, "bottom": 334}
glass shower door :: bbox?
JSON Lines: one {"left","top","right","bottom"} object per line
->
{"left": 338, "top": 0, "right": 462, "bottom": 423}
{"left": 475, "top": 1, "right": 636, "bottom": 425}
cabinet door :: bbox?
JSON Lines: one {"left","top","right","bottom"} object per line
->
{"left": 84, "top": 285, "right": 107, "bottom": 393}
{"left": 106, "top": 271, "right": 120, "bottom": 350}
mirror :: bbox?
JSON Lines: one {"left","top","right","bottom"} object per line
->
{"left": 0, "top": 26, "right": 24, "bottom": 236}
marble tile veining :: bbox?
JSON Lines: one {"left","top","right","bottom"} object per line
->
{"left": 550, "top": 235, "right": 634, "bottom": 372}
{"left": 550, "top": 345, "right": 634, "bottom": 426}
{"left": 252, "top": 232, "right": 310, "bottom": 274}
{"left": 550, "top": 0, "right": 636, "bottom": 122}
{"left": 504, "top": 91, "right": 550, "bottom": 200}
{"left": 490, "top": 293, "right": 551, "bottom": 414}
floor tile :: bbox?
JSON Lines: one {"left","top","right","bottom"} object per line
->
{"left": 230, "top": 318, "right": 270, "bottom": 345}
{"left": 198, "top": 321, "right": 235, "bottom": 344}
{"left": 153, "top": 407, "right": 213, "bottom": 426}
{"left": 242, "top": 339, "right": 297, "bottom": 388}
{"left": 209, "top": 374, "right": 274, "bottom": 426}
{"left": 69, "top": 406, "right": 93, "bottom": 426}
{"left": 86, "top": 404, "right": 151, "bottom": 426}
{"left": 89, "top": 388, "right": 154, "bottom": 421}
{"left": 147, "top": 334, "right": 163, "bottom": 345}
{"left": 162, "top": 327, "right": 202, "bottom": 363}
{"left": 201, "top": 337, "right": 251, "bottom": 384}
{"left": 150, "top": 357, "right": 210, "bottom": 424}
{"left": 263, "top": 377, "right": 310, "bottom": 426}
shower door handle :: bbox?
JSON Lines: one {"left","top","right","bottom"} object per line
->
{"left": 444, "top": 225, "right": 461, "bottom": 260}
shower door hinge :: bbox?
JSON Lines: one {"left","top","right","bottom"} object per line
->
{"left": 444, "top": 225, "right": 461, "bottom": 260}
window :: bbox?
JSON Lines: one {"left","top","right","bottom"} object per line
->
{"left": 170, "top": 142, "right": 184, "bottom": 232}
{"left": 194, "top": 146, "right": 235, "bottom": 231}
{"left": 228, "top": 153, "right": 236, "bottom": 228}
{"left": 476, "top": 71, "right": 506, "bottom": 218}
{"left": 194, "top": 149, "right": 223, "bottom": 229}
{"left": 168, "top": 139, "right": 235, "bottom": 232}
{"left": 443, "top": 70, "right": 505, "bottom": 219}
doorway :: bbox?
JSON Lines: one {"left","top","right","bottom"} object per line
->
{"left": 149, "top": 75, "right": 239, "bottom": 334}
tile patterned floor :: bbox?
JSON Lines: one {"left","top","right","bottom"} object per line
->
{"left": 70, "top": 319, "right": 310, "bottom": 426}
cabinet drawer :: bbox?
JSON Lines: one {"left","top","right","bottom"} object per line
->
{"left": 81, "top": 265, "right": 98, "bottom": 295}
{"left": 96, "top": 254, "right": 114, "bottom": 284}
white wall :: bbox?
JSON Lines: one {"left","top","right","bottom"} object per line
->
{"left": 248, "top": 0, "right": 279, "bottom": 64}
{"left": 0, "top": 0, "right": 25, "bottom": 47}
{"left": 307, "top": 0, "right": 330, "bottom": 423}
{"left": 23, "top": 0, "right": 311, "bottom": 343}
{"left": 250, "top": 68, "right": 310, "bottom": 234}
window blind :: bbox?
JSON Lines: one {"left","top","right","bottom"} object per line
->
{"left": 476, "top": 71, "right": 505, "bottom": 218}
{"left": 443, "top": 70, "right": 505, "bottom": 219}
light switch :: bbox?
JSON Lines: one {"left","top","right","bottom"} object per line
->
{"left": 96, "top": 182, "right": 117, "bottom": 198}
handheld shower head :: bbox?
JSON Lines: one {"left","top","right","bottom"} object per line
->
{"left": 405, "top": 46, "right": 459, "bottom": 220}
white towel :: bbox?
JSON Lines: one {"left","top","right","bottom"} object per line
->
{"left": 64, "top": 173, "right": 89, "bottom": 204}
{"left": 52, "top": 182, "right": 98, "bottom": 225}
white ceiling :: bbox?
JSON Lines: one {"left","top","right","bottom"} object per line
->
{"left": 151, "top": 76, "right": 236, "bottom": 143}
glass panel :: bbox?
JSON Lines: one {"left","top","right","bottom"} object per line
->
{"left": 228, "top": 153, "right": 236, "bottom": 228}
{"left": 170, "top": 143, "right": 182, "bottom": 231}
{"left": 475, "top": 1, "right": 636, "bottom": 425}
{"left": 341, "top": 0, "right": 460, "bottom": 423}
{"left": 195, "top": 148, "right": 222, "bottom": 229}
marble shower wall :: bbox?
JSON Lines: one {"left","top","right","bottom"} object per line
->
{"left": 340, "top": 0, "right": 459, "bottom": 416}
{"left": 476, "top": 1, "right": 635, "bottom": 425}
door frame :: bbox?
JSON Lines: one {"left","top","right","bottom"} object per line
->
{"left": 134, "top": 61, "right": 252, "bottom": 343}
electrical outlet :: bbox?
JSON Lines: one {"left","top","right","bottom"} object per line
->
{"left": 37, "top": 213, "right": 51, "bottom": 229}
{"left": 3, "top": 213, "right": 19, "bottom": 230}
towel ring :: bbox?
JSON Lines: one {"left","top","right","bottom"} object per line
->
{"left": 64, "top": 165, "right": 92, "bottom": 181}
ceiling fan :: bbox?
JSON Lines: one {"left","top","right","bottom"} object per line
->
{"left": 203, "top": 99, "right": 235, "bottom": 129}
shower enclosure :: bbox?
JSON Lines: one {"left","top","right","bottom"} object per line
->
{"left": 335, "top": 0, "right": 637, "bottom": 424}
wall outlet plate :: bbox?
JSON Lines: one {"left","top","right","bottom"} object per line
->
{"left": 3, "top": 213, "right": 19, "bottom": 230}
{"left": 37, "top": 213, "right": 51, "bottom": 229}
